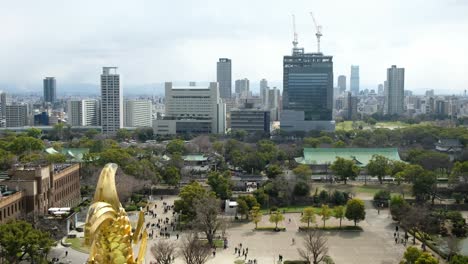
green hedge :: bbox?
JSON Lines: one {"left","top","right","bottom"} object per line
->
{"left": 255, "top": 227, "right": 286, "bottom": 231}
{"left": 298, "top": 226, "right": 363, "bottom": 231}
{"left": 284, "top": 261, "right": 309, "bottom": 264}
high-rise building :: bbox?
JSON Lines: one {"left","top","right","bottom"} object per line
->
{"left": 386, "top": 65, "right": 405, "bottom": 115}
{"left": 5, "top": 104, "right": 29, "bottom": 127}
{"left": 230, "top": 108, "right": 271, "bottom": 133}
{"left": 217, "top": 58, "right": 232, "bottom": 99}
{"left": 124, "top": 100, "right": 152, "bottom": 127}
{"left": 346, "top": 92, "right": 358, "bottom": 120}
{"left": 235, "top": 78, "right": 250, "bottom": 95}
{"left": 260, "top": 79, "right": 269, "bottom": 107}
{"left": 67, "top": 99, "right": 100, "bottom": 126}
{"left": 378, "top": 84, "right": 384, "bottom": 95}
{"left": 0, "top": 91, "right": 11, "bottom": 120}
{"left": 43, "top": 77, "right": 57, "bottom": 103}
{"left": 425, "top": 89, "right": 435, "bottom": 97}
{"left": 100, "top": 67, "right": 123, "bottom": 135}
{"left": 337, "top": 75, "right": 346, "bottom": 94}
{"left": 281, "top": 47, "right": 334, "bottom": 132}
{"left": 153, "top": 82, "right": 226, "bottom": 135}
{"left": 350, "top": 66, "right": 360, "bottom": 96}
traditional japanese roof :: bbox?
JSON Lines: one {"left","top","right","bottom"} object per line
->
{"left": 295, "top": 148, "right": 401, "bottom": 166}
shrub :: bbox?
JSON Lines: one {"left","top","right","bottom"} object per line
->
{"left": 298, "top": 226, "right": 363, "bottom": 231}
{"left": 453, "top": 193, "right": 463, "bottom": 204}
{"left": 373, "top": 190, "right": 391, "bottom": 202}
{"left": 331, "top": 191, "right": 347, "bottom": 205}
{"left": 254, "top": 227, "right": 286, "bottom": 231}
{"left": 319, "top": 190, "right": 329, "bottom": 203}
{"left": 293, "top": 181, "right": 310, "bottom": 197}
{"left": 124, "top": 204, "right": 138, "bottom": 211}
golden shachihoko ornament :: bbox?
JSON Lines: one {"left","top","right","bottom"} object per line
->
{"left": 85, "top": 163, "right": 148, "bottom": 264}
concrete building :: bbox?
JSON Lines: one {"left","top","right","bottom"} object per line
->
{"left": 230, "top": 108, "right": 271, "bottom": 133}
{"left": 5, "top": 104, "right": 29, "bottom": 127}
{"left": 0, "top": 163, "right": 81, "bottom": 223}
{"left": 260, "top": 79, "right": 269, "bottom": 108}
{"left": 217, "top": 58, "right": 232, "bottom": 99}
{"left": 124, "top": 99, "right": 152, "bottom": 127}
{"left": 153, "top": 82, "right": 226, "bottom": 135}
{"left": 350, "top": 66, "right": 360, "bottom": 96}
{"left": 378, "top": 84, "right": 384, "bottom": 95}
{"left": 347, "top": 92, "right": 358, "bottom": 120}
{"left": 67, "top": 99, "right": 100, "bottom": 127}
{"left": 268, "top": 87, "right": 281, "bottom": 121}
{"left": 0, "top": 91, "right": 11, "bottom": 120}
{"left": 386, "top": 65, "right": 405, "bottom": 115}
{"left": 337, "top": 75, "right": 346, "bottom": 94}
{"left": 281, "top": 46, "right": 335, "bottom": 132}
{"left": 235, "top": 78, "right": 250, "bottom": 96}
{"left": 43, "top": 77, "right": 57, "bottom": 104}
{"left": 100, "top": 67, "right": 123, "bottom": 135}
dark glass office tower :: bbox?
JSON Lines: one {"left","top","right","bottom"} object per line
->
{"left": 43, "top": 77, "right": 56, "bottom": 103}
{"left": 281, "top": 48, "right": 334, "bottom": 131}
{"left": 217, "top": 58, "right": 232, "bottom": 99}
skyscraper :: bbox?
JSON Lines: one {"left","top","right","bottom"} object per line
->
{"left": 260, "top": 79, "right": 269, "bottom": 107}
{"left": 217, "top": 58, "right": 232, "bottom": 99}
{"left": 43, "top": 77, "right": 57, "bottom": 103}
{"left": 386, "top": 65, "right": 405, "bottom": 115}
{"left": 235, "top": 78, "right": 250, "bottom": 95}
{"left": 67, "top": 99, "right": 100, "bottom": 126}
{"left": 6, "top": 104, "right": 29, "bottom": 127}
{"left": 350, "top": 66, "right": 360, "bottom": 96}
{"left": 0, "top": 91, "right": 11, "bottom": 120}
{"left": 124, "top": 100, "right": 152, "bottom": 127}
{"left": 337, "top": 75, "right": 346, "bottom": 94}
{"left": 100, "top": 67, "right": 123, "bottom": 135}
{"left": 281, "top": 47, "right": 334, "bottom": 132}
{"left": 378, "top": 84, "right": 384, "bottom": 95}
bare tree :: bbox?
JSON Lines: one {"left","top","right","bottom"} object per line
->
{"left": 180, "top": 233, "right": 212, "bottom": 264}
{"left": 298, "top": 229, "right": 329, "bottom": 264}
{"left": 151, "top": 240, "right": 177, "bottom": 264}
{"left": 193, "top": 196, "right": 222, "bottom": 246}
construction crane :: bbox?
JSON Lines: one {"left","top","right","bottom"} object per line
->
{"left": 309, "top": 12, "right": 323, "bottom": 53}
{"left": 291, "top": 14, "right": 298, "bottom": 48}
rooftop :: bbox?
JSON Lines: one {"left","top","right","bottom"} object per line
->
{"left": 182, "top": 154, "right": 207, "bottom": 162}
{"left": 295, "top": 148, "right": 401, "bottom": 166}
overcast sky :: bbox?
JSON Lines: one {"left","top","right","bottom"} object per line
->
{"left": 1, "top": 0, "right": 467, "bottom": 94}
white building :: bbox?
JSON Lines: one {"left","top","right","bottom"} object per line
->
{"left": 6, "top": 104, "right": 29, "bottom": 127}
{"left": 67, "top": 99, "right": 100, "bottom": 126}
{"left": 124, "top": 100, "right": 152, "bottom": 127}
{"left": 100, "top": 67, "right": 122, "bottom": 135}
{"left": 153, "top": 82, "right": 226, "bottom": 135}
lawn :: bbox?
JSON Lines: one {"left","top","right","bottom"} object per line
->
{"left": 335, "top": 120, "right": 430, "bottom": 131}
{"left": 260, "top": 205, "right": 343, "bottom": 216}
{"left": 65, "top": 237, "right": 89, "bottom": 253}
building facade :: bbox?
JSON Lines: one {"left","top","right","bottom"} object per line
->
{"left": 100, "top": 67, "right": 123, "bottom": 135}
{"left": 350, "top": 66, "right": 359, "bottom": 96}
{"left": 5, "top": 104, "right": 29, "bottom": 127}
{"left": 124, "top": 99, "right": 152, "bottom": 127}
{"left": 260, "top": 79, "right": 269, "bottom": 107}
{"left": 230, "top": 108, "right": 270, "bottom": 133}
{"left": 281, "top": 48, "right": 334, "bottom": 132}
{"left": 153, "top": 82, "right": 226, "bottom": 135}
{"left": 217, "top": 58, "right": 232, "bottom": 99}
{"left": 67, "top": 99, "right": 100, "bottom": 127}
{"left": 386, "top": 65, "right": 405, "bottom": 115}
{"left": 235, "top": 78, "right": 250, "bottom": 95}
{"left": 43, "top": 77, "right": 57, "bottom": 103}
{"left": 0, "top": 91, "right": 11, "bottom": 120}
{"left": 337, "top": 75, "right": 346, "bottom": 94}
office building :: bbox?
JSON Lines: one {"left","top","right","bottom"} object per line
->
{"left": 230, "top": 108, "right": 271, "bottom": 133}
{"left": 100, "top": 67, "right": 123, "bottom": 135}
{"left": 5, "top": 104, "right": 29, "bottom": 127}
{"left": 43, "top": 77, "right": 57, "bottom": 103}
{"left": 426, "top": 89, "right": 435, "bottom": 97}
{"left": 235, "top": 78, "right": 250, "bottom": 95}
{"left": 260, "top": 79, "right": 269, "bottom": 107}
{"left": 0, "top": 91, "right": 11, "bottom": 119}
{"left": 347, "top": 92, "right": 358, "bottom": 120}
{"left": 153, "top": 82, "right": 226, "bottom": 135}
{"left": 337, "top": 75, "right": 346, "bottom": 94}
{"left": 350, "top": 66, "right": 360, "bottom": 96}
{"left": 217, "top": 58, "right": 232, "bottom": 99}
{"left": 281, "top": 46, "right": 334, "bottom": 132}
{"left": 386, "top": 65, "right": 405, "bottom": 115}
{"left": 124, "top": 99, "right": 152, "bottom": 127}
{"left": 378, "top": 84, "right": 384, "bottom": 95}
{"left": 268, "top": 87, "right": 281, "bottom": 121}
{"left": 67, "top": 99, "right": 100, "bottom": 126}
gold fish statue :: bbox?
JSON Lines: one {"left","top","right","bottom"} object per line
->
{"left": 85, "top": 163, "right": 148, "bottom": 264}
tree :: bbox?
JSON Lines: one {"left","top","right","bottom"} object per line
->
{"left": 402, "top": 246, "right": 422, "bottom": 264}
{"left": 26, "top": 127, "right": 42, "bottom": 139}
{"left": 162, "top": 166, "right": 181, "bottom": 187}
{"left": 174, "top": 182, "right": 211, "bottom": 220}
{"left": 0, "top": 221, "right": 55, "bottom": 263}
{"left": 236, "top": 198, "right": 249, "bottom": 219}
{"left": 0, "top": 149, "right": 16, "bottom": 170}
{"left": 330, "top": 157, "right": 360, "bottom": 184}
{"left": 293, "top": 181, "right": 310, "bottom": 197}
{"left": 180, "top": 233, "right": 211, "bottom": 264}
{"left": 366, "top": 155, "right": 391, "bottom": 184}
{"left": 450, "top": 255, "right": 468, "bottom": 264}
{"left": 401, "top": 206, "right": 438, "bottom": 246}
{"left": 207, "top": 171, "right": 232, "bottom": 200}
{"left": 293, "top": 164, "right": 312, "bottom": 180}
{"left": 84, "top": 128, "right": 99, "bottom": 139}
{"left": 451, "top": 161, "right": 468, "bottom": 183}
{"left": 46, "top": 153, "right": 67, "bottom": 164}
{"left": 250, "top": 206, "right": 262, "bottom": 228}
{"left": 167, "top": 139, "right": 186, "bottom": 155}
{"left": 116, "top": 128, "right": 132, "bottom": 141}
{"left": 237, "top": 195, "right": 259, "bottom": 214}
{"left": 193, "top": 196, "right": 222, "bottom": 246}
{"left": 269, "top": 211, "right": 285, "bottom": 230}
{"left": 333, "top": 206, "right": 345, "bottom": 228}
{"left": 253, "top": 188, "right": 269, "bottom": 208}
{"left": 134, "top": 127, "right": 154, "bottom": 142}
{"left": 151, "top": 240, "right": 177, "bottom": 264}
{"left": 415, "top": 252, "right": 439, "bottom": 264}
{"left": 319, "top": 204, "right": 332, "bottom": 228}
{"left": 298, "top": 229, "right": 329, "bottom": 264}
{"left": 412, "top": 170, "right": 437, "bottom": 202}
{"left": 345, "top": 198, "right": 366, "bottom": 226}
{"left": 9, "top": 136, "right": 45, "bottom": 155}
{"left": 301, "top": 207, "right": 316, "bottom": 228}
{"left": 389, "top": 195, "right": 409, "bottom": 221}
{"left": 266, "top": 164, "right": 283, "bottom": 179}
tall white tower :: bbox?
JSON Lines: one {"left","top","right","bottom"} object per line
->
{"left": 100, "top": 67, "right": 123, "bottom": 135}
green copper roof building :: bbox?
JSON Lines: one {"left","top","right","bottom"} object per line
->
{"left": 295, "top": 148, "right": 401, "bottom": 166}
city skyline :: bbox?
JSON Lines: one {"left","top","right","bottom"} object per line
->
{"left": 0, "top": 0, "right": 467, "bottom": 94}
